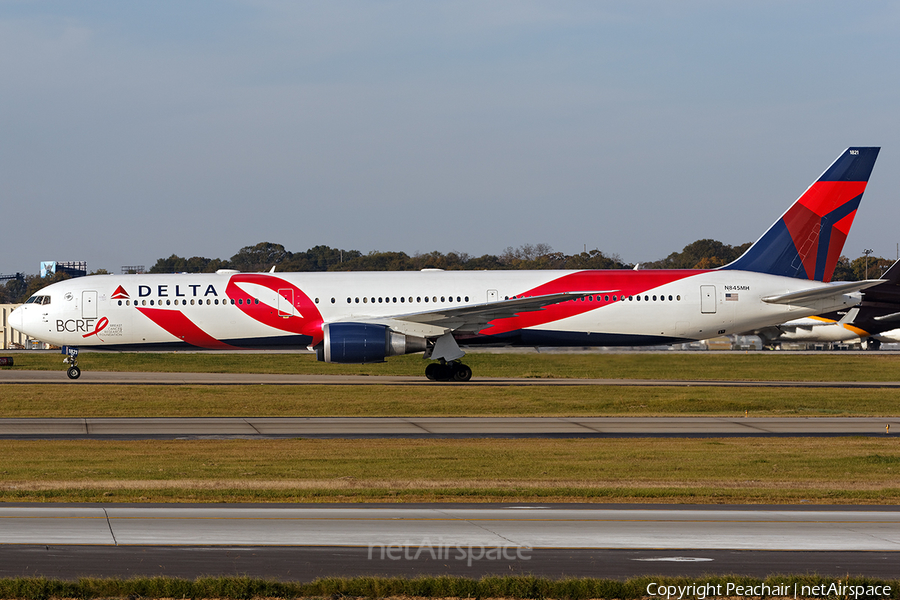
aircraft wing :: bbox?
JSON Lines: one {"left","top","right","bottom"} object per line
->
{"left": 389, "top": 291, "right": 609, "bottom": 334}
{"left": 761, "top": 280, "right": 885, "bottom": 305}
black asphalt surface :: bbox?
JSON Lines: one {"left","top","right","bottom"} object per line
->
{"left": 0, "top": 545, "right": 896, "bottom": 580}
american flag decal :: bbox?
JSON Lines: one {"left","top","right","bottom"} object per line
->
{"left": 725, "top": 293, "right": 739, "bottom": 301}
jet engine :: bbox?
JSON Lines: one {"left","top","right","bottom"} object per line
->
{"left": 316, "top": 323, "right": 428, "bottom": 363}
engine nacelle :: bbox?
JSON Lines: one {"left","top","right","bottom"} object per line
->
{"left": 317, "top": 323, "right": 428, "bottom": 363}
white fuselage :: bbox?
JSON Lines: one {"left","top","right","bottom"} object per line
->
{"left": 9, "top": 268, "right": 861, "bottom": 351}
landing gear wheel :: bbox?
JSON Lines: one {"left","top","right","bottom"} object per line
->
{"left": 424, "top": 362, "right": 453, "bottom": 381}
{"left": 425, "top": 363, "right": 440, "bottom": 381}
{"left": 425, "top": 361, "right": 472, "bottom": 382}
{"left": 63, "top": 347, "right": 81, "bottom": 380}
{"left": 452, "top": 363, "right": 472, "bottom": 382}
{"left": 435, "top": 364, "right": 453, "bottom": 381}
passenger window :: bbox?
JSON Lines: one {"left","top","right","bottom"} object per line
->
{"left": 668, "top": 295, "right": 673, "bottom": 301}
{"left": 363, "top": 297, "right": 368, "bottom": 303}
{"left": 118, "top": 300, "right": 122, "bottom": 306}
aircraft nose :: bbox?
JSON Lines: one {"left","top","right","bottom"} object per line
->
{"left": 8, "top": 305, "right": 24, "bottom": 332}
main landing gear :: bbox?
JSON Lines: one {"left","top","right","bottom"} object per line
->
{"left": 63, "top": 347, "right": 81, "bottom": 380}
{"left": 425, "top": 360, "right": 473, "bottom": 382}
{"left": 423, "top": 332, "right": 472, "bottom": 382}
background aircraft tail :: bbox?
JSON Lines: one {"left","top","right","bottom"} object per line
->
{"left": 721, "top": 147, "right": 880, "bottom": 282}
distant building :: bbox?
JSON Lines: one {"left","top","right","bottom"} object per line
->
{"left": 40, "top": 261, "right": 87, "bottom": 278}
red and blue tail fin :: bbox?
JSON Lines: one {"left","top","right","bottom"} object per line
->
{"left": 722, "top": 147, "right": 880, "bottom": 282}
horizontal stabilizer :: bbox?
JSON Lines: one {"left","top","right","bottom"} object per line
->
{"left": 873, "top": 311, "right": 900, "bottom": 323}
{"left": 762, "top": 279, "right": 884, "bottom": 305}
{"left": 837, "top": 307, "right": 860, "bottom": 325}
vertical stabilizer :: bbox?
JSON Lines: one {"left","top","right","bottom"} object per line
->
{"left": 722, "top": 147, "right": 880, "bottom": 281}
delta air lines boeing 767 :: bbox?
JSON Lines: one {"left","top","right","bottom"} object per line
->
{"left": 9, "top": 148, "right": 884, "bottom": 380}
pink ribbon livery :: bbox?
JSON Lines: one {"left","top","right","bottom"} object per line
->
{"left": 82, "top": 316, "right": 109, "bottom": 339}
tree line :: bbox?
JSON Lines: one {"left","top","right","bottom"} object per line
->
{"left": 1, "top": 240, "right": 895, "bottom": 304}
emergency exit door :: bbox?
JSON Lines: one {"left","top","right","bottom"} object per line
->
{"left": 82, "top": 291, "right": 98, "bottom": 319}
{"left": 700, "top": 285, "right": 716, "bottom": 314}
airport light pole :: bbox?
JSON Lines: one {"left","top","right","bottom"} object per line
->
{"left": 864, "top": 248, "right": 874, "bottom": 279}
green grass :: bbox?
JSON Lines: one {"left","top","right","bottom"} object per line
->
{"left": 2, "top": 437, "right": 899, "bottom": 504}
{"left": 5, "top": 352, "right": 900, "bottom": 507}
{"left": 7, "top": 350, "right": 900, "bottom": 380}
{"left": 1, "top": 575, "right": 896, "bottom": 599}
{"left": 3, "top": 382, "right": 900, "bottom": 417}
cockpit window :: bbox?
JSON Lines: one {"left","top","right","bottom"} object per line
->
{"left": 25, "top": 295, "right": 50, "bottom": 305}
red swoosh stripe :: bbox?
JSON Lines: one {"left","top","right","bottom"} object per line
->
{"left": 136, "top": 308, "right": 239, "bottom": 349}
{"left": 225, "top": 274, "right": 324, "bottom": 346}
{"left": 485, "top": 270, "right": 704, "bottom": 336}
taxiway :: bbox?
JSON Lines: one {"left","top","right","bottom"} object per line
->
{"left": 0, "top": 504, "right": 897, "bottom": 579}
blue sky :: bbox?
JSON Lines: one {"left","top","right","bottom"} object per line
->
{"left": 2, "top": 1, "right": 899, "bottom": 274}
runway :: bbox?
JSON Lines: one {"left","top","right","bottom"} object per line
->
{"left": 0, "top": 504, "right": 897, "bottom": 579}
{"left": 6, "top": 369, "right": 900, "bottom": 387}
{"left": 1, "top": 416, "right": 897, "bottom": 439}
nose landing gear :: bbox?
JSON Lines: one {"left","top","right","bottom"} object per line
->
{"left": 62, "top": 347, "right": 81, "bottom": 380}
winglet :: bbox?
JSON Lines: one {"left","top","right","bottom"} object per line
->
{"left": 722, "top": 147, "right": 880, "bottom": 281}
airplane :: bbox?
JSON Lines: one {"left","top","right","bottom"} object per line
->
{"left": 8, "top": 147, "right": 883, "bottom": 381}
{"left": 755, "top": 259, "right": 900, "bottom": 348}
